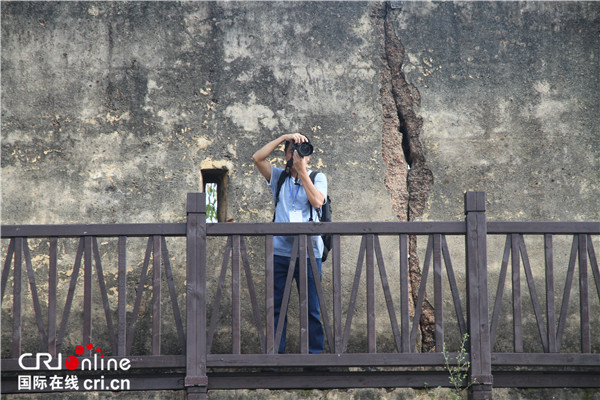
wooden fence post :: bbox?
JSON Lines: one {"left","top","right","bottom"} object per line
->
{"left": 465, "top": 191, "right": 493, "bottom": 400}
{"left": 185, "top": 193, "right": 208, "bottom": 400}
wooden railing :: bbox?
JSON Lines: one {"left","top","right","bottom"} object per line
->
{"left": 1, "top": 192, "right": 599, "bottom": 399}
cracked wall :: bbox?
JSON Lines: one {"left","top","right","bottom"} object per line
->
{"left": 374, "top": 2, "right": 436, "bottom": 351}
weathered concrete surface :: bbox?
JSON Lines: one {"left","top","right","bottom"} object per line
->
{"left": 393, "top": 1, "right": 600, "bottom": 222}
{"left": 2, "top": 0, "right": 599, "bottom": 398}
{"left": 1, "top": 1, "right": 391, "bottom": 225}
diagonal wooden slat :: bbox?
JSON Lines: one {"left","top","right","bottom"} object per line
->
{"left": 240, "top": 236, "right": 266, "bottom": 353}
{"left": 511, "top": 233, "right": 523, "bottom": 352}
{"left": 578, "top": 234, "right": 590, "bottom": 353}
{"left": 490, "top": 235, "right": 511, "bottom": 348}
{"left": 274, "top": 238, "right": 299, "bottom": 353}
{"left": 207, "top": 236, "right": 232, "bottom": 353}
{"left": 307, "top": 241, "right": 333, "bottom": 354}
{"left": 23, "top": 239, "right": 48, "bottom": 351}
{"left": 83, "top": 237, "right": 93, "bottom": 354}
{"left": 518, "top": 235, "right": 549, "bottom": 352}
{"left": 410, "top": 235, "right": 433, "bottom": 352}
{"left": 57, "top": 237, "right": 84, "bottom": 354}
{"left": 587, "top": 235, "right": 600, "bottom": 306}
{"left": 92, "top": 237, "right": 117, "bottom": 354}
{"left": 1, "top": 238, "right": 15, "bottom": 301}
{"left": 11, "top": 237, "right": 23, "bottom": 357}
{"left": 544, "top": 234, "right": 557, "bottom": 353}
{"left": 441, "top": 235, "right": 467, "bottom": 337}
{"left": 126, "top": 237, "right": 153, "bottom": 355}
{"left": 161, "top": 236, "right": 186, "bottom": 352}
{"left": 373, "top": 235, "right": 401, "bottom": 353}
{"left": 556, "top": 235, "right": 578, "bottom": 350}
{"left": 342, "top": 236, "right": 367, "bottom": 352}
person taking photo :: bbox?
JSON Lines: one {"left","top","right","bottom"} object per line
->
{"left": 252, "top": 133, "right": 327, "bottom": 354}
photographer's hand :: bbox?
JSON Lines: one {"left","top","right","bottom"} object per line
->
{"left": 283, "top": 133, "right": 309, "bottom": 144}
{"left": 292, "top": 148, "right": 309, "bottom": 175}
{"left": 294, "top": 150, "right": 325, "bottom": 209}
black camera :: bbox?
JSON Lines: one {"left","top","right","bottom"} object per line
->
{"left": 292, "top": 141, "right": 314, "bottom": 157}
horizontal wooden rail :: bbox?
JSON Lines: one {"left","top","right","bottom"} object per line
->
{"left": 1, "top": 223, "right": 187, "bottom": 238}
{"left": 206, "top": 353, "right": 452, "bottom": 367}
{"left": 491, "top": 353, "right": 600, "bottom": 366}
{"left": 0, "top": 221, "right": 466, "bottom": 240}
{"left": 205, "top": 221, "right": 466, "bottom": 236}
{"left": 487, "top": 221, "right": 600, "bottom": 234}
{"left": 3, "top": 221, "right": 597, "bottom": 239}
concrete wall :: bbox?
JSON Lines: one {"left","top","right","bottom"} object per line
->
{"left": 396, "top": 1, "right": 600, "bottom": 222}
{"left": 1, "top": 1, "right": 392, "bottom": 226}
{"left": 2, "top": 1, "right": 599, "bottom": 398}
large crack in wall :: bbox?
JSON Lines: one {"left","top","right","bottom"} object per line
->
{"left": 373, "top": 2, "right": 435, "bottom": 352}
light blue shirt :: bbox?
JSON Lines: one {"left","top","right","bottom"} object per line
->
{"left": 268, "top": 165, "right": 327, "bottom": 258}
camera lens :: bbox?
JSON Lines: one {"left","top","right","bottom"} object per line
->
{"left": 297, "top": 142, "right": 313, "bottom": 157}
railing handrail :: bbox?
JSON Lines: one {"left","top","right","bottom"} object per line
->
{"left": 2, "top": 220, "right": 597, "bottom": 239}
{"left": 1, "top": 223, "right": 187, "bottom": 238}
{"left": 487, "top": 221, "right": 600, "bottom": 234}
{"left": 0, "top": 221, "right": 465, "bottom": 238}
{"left": 207, "top": 221, "right": 467, "bottom": 235}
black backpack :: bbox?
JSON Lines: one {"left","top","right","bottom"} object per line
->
{"left": 273, "top": 170, "right": 332, "bottom": 262}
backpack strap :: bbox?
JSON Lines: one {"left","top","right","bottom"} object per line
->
{"left": 272, "top": 170, "right": 289, "bottom": 222}
{"left": 308, "top": 171, "right": 322, "bottom": 222}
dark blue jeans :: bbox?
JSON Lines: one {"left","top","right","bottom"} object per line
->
{"left": 273, "top": 255, "right": 324, "bottom": 354}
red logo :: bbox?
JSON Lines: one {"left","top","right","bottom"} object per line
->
{"left": 65, "top": 343, "right": 105, "bottom": 371}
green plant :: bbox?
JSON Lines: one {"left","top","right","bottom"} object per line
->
{"left": 205, "top": 182, "right": 218, "bottom": 222}
{"left": 443, "top": 332, "right": 476, "bottom": 400}
{"left": 424, "top": 333, "right": 476, "bottom": 400}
